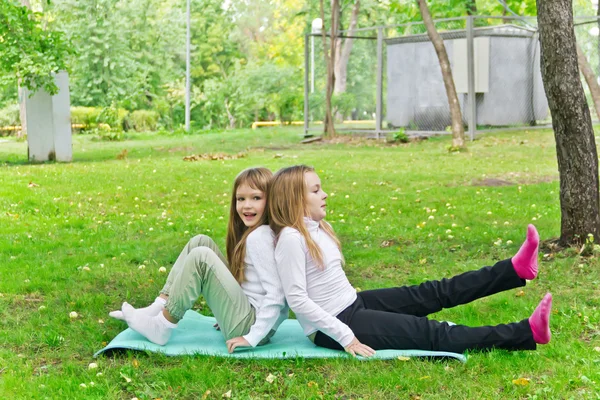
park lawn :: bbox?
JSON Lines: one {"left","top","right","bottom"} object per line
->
{"left": 0, "top": 128, "right": 599, "bottom": 399}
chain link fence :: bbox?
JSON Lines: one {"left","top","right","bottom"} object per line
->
{"left": 304, "top": 15, "right": 600, "bottom": 138}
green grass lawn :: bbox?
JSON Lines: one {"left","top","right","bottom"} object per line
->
{"left": 1, "top": 128, "right": 599, "bottom": 399}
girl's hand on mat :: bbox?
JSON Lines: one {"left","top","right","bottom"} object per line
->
{"left": 213, "top": 323, "right": 220, "bottom": 331}
{"left": 226, "top": 336, "right": 250, "bottom": 353}
{"left": 344, "top": 337, "right": 376, "bottom": 358}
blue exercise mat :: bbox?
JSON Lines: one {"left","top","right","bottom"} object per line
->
{"left": 95, "top": 310, "right": 467, "bottom": 362}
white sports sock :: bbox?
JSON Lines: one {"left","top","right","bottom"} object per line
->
{"left": 121, "top": 302, "right": 175, "bottom": 345}
{"left": 109, "top": 296, "right": 166, "bottom": 321}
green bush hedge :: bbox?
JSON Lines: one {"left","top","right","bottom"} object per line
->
{"left": 126, "top": 110, "right": 159, "bottom": 132}
{"left": 0, "top": 104, "right": 20, "bottom": 127}
{"left": 1, "top": 104, "right": 160, "bottom": 133}
{"left": 70, "top": 106, "right": 128, "bottom": 131}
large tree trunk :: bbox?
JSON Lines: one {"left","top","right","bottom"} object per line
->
{"left": 417, "top": 0, "right": 465, "bottom": 148}
{"left": 576, "top": 43, "right": 600, "bottom": 120}
{"left": 538, "top": 0, "right": 600, "bottom": 245}
{"left": 466, "top": 0, "right": 477, "bottom": 16}
{"left": 334, "top": 0, "right": 360, "bottom": 95}
{"left": 320, "top": 0, "right": 339, "bottom": 138}
{"left": 501, "top": 0, "right": 509, "bottom": 24}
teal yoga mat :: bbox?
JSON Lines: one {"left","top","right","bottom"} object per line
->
{"left": 95, "top": 310, "right": 467, "bottom": 362}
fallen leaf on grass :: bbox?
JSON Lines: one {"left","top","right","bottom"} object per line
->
{"left": 183, "top": 152, "right": 246, "bottom": 162}
{"left": 515, "top": 290, "right": 525, "bottom": 297}
{"left": 132, "top": 359, "right": 139, "bottom": 368}
{"left": 222, "top": 390, "right": 232, "bottom": 398}
{"left": 202, "top": 390, "right": 211, "bottom": 399}
{"left": 120, "top": 372, "right": 132, "bottom": 383}
{"left": 266, "top": 373, "right": 276, "bottom": 383}
{"left": 307, "top": 381, "right": 318, "bottom": 388}
{"left": 116, "top": 149, "right": 128, "bottom": 159}
{"left": 512, "top": 377, "right": 530, "bottom": 386}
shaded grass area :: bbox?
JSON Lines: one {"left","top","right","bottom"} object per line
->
{"left": 1, "top": 128, "right": 599, "bottom": 399}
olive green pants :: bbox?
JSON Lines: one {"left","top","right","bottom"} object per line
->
{"left": 160, "top": 235, "right": 256, "bottom": 340}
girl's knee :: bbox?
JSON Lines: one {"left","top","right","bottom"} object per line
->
{"left": 189, "top": 234, "right": 215, "bottom": 249}
{"left": 187, "top": 247, "right": 225, "bottom": 272}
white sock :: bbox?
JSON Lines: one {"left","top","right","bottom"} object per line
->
{"left": 121, "top": 302, "right": 175, "bottom": 345}
{"left": 109, "top": 296, "right": 166, "bottom": 321}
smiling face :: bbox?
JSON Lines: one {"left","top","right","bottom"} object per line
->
{"left": 304, "top": 171, "right": 328, "bottom": 222}
{"left": 235, "top": 184, "right": 267, "bottom": 228}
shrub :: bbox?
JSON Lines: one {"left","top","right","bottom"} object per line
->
{"left": 90, "top": 124, "right": 125, "bottom": 141}
{"left": 97, "top": 104, "right": 128, "bottom": 131}
{"left": 126, "top": 110, "right": 159, "bottom": 132}
{"left": 391, "top": 128, "right": 409, "bottom": 143}
{"left": 70, "top": 106, "right": 102, "bottom": 128}
{"left": 0, "top": 103, "right": 20, "bottom": 127}
{"left": 70, "top": 106, "right": 128, "bottom": 131}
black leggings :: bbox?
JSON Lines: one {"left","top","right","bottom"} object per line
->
{"left": 314, "top": 259, "right": 536, "bottom": 353}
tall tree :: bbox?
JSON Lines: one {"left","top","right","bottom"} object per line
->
{"left": 333, "top": 0, "right": 360, "bottom": 95}
{"left": 1, "top": 0, "right": 70, "bottom": 136}
{"left": 576, "top": 44, "right": 600, "bottom": 119}
{"left": 417, "top": 0, "right": 466, "bottom": 149}
{"left": 320, "top": 0, "right": 339, "bottom": 138}
{"left": 465, "top": 0, "right": 477, "bottom": 15}
{"left": 537, "top": 0, "right": 600, "bottom": 245}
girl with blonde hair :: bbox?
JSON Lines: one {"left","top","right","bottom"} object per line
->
{"left": 269, "top": 165, "right": 552, "bottom": 357}
{"left": 111, "top": 167, "right": 287, "bottom": 352}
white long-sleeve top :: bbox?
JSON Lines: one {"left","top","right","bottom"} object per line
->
{"left": 275, "top": 218, "right": 357, "bottom": 348}
{"left": 241, "top": 225, "right": 289, "bottom": 347}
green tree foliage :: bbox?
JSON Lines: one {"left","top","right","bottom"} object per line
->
{"left": 50, "top": 0, "right": 185, "bottom": 108}
{"left": 6, "top": 0, "right": 595, "bottom": 131}
{"left": 0, "top": 0, "right": 70, "bottom": 94}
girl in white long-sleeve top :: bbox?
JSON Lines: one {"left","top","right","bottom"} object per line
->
{"left": 268, "top": 165, "right": 552, "bottom": 357}
{"left": 110, "top": 167, "right": 288, "bottom": 352}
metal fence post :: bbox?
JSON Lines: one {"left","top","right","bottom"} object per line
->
{"left": 304, "top": 34, "right": 310, "bottom": 137}
{"left": 466, "top": 16, "right": 476, "bottom": 141}
{"left": 376, "top": 27, "right": 383, "bottom": 139}
{"left": 185, "top": 0, "right": 191, "bottom": 132}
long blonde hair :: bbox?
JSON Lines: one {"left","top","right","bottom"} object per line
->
{"left": 226, "top": 167, "right": 273, "bottom": 282}
{"left": 268, "top": 165, "right": 341, "bottom": 268}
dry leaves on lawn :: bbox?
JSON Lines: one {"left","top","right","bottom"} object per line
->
{"left": 183, "top": 152, "right": 246, "bottom": 161}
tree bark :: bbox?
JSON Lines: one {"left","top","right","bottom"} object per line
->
{"left": 501, "top": 0, "right": 509, "bottom": 24}
{"left": 334, "top": 0, "right": 360, "bottom": 95}
{"left": 320, "top": 0, "right": 338, "bottom": 138}
{"left": 417, "top": 0, "right": 465, "bottom": 148}
{"left": 538, "top": 0, "right": 600, "bottom": 245}
{"left": 466, "top": 0, "right": 477, "bottom": 16}
{"left": 576, "top": 43, "right": 600, "bottom": 120}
